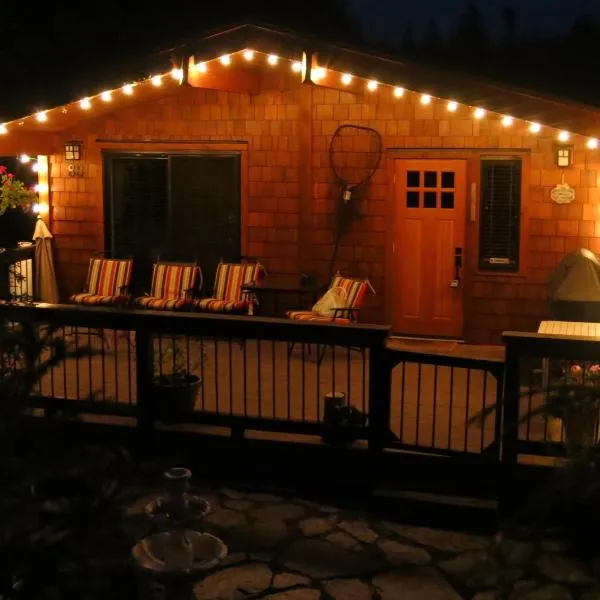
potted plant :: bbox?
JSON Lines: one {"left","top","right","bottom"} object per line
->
{"left": 322, "top": 391, "right": 368, "bottom": 445}
{"left": 151, "top": 336, "right": 206, "bottom": 423}
{"left": 0, "top": 166, "right": 37, "bottom": 248}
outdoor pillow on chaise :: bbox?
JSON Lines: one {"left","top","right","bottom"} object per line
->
{"left": 135, "top": 262, "right": 201, "bottom": 311}
{"left": 70, "top": 257, "right": 133, "bottom": 306}
{"left": 287, "top": 274, "right": 373, "bottom": 324}
{"left": 192, "top": 261, "right": 264, "bottom": 314}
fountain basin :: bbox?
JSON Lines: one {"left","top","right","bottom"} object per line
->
{"left": 132, "top": 530, "right": 227, "bottom": 575}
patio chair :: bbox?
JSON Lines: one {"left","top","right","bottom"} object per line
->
{"left": 134, "top": 261, "right": 202, "bottom": 311}
{"left": 192, "top": 260, "right": 265, "bottom": 314}
{"left": 287, "top": 273, "right": 375, "bottom": 364}
{"left": 69, "top": 256, "right": 133, "bottom": 307}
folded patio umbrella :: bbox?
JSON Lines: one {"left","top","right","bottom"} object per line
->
{"left": 33, "top": 217, "right": 59, "bottom": 303}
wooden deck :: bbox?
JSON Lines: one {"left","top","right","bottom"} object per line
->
{"left": 33, "top": 329, "right": 508, "bottom": 455}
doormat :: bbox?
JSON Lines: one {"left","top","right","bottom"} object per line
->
{"left": 388, "top": 338, "right": 459, "bottom": 354}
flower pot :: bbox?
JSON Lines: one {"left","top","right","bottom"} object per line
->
{"left": 151, "top": 375, "right": 201, "bottom": 424}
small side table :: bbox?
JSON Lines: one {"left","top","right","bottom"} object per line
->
{"left": 243, "top": 275, "right": 322, "bottom": 318}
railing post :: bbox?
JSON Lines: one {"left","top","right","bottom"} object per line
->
{"left": 500, "top": 335, "right": 520, "bottom": 518}
{"left": 368, "top": 342, "right": 392, "bottom": 489}
{"left": 135, "top": 328, "right": 155, "bottom": 453}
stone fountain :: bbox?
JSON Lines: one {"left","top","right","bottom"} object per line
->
{"left": 132, "top": 467, "right": 227, "bottom": 576}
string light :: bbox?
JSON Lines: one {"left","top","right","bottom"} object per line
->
{"left": 33, "top": 203, "right": 49, "bottom": 215}
{"left": 312, "top": 67, "right": 326, "bottom": 82}
{"left": 32, "top": 162, "right": 39, "bottom": 172}
{"left": 19, "top": 154, "right": 31, "bottom": 164}
{"left": 34, "top": 183, "right": 48, "bottom": 194}
{"left": 0, "top": 47, "right": 597, "bottom": 155}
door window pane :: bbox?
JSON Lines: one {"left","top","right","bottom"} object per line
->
{"left": 441, "top": 191, "right": 454, "bottom": 209}
{"left": 406, "top": 191, "right": 420, "bottom": 207}
{"left": 424, "top": 191, "right": 437, "bottom": 208}
{"left": 441, "top": 171, "right": 455, "bottom": 188}
{"left": 407, "top": 171, "right": 420, "bottom": 187}
{"left": 424, "top": 171, "right": 437, "bottom": 188}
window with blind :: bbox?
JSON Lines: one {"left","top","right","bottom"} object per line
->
{"left": 478, "top": 158, "right": 522, "bottom": 272}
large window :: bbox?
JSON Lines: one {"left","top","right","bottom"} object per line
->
{"left": 478, "top": 158, "right": 522, "bottom": 272}
{"left": 104, "top": 152, "right": 241, "bottom": 291}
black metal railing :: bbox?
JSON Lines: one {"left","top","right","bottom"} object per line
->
{"left": 0, "top": 303, "right": 388, "bottom": 443}
{"left": 0, "top": 246, "right": 36, "bottom": 303}
{"left": 503, "top": 331, "right": 600, "bottom": 461}
{"left": 383, "top": 348, "right": 505, "bottom": 457}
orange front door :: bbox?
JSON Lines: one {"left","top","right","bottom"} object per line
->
{"left": 392, "top": 159, "right": 467, "bottom": 338}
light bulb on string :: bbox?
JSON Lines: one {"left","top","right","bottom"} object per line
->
{"left": 341, "top": 73, "right": 352, "bottom": 85}
{"left": 243, "top": 50, "right": 255, "bottom": 61}
{"left": 420, "top": 94, "right": 431, "bottom": 105}
{"left": 122, "top": 84, "right": 134, "bottom": 95}
{"left": 32, "top": 162, "right": 39, "bottom": 172}
{"left": 219, "top": 54, "right": 231, "bottom": 66}
{"left": 312, "top": 67, "right": 326, "bottom": 81}
{"left": 447, "top": 100, "right": 458, "bottom": 112}
{"left": 195, "top": 62, "right": 207, "bottom": 73}
{"left": 170, "top": 68, "right": 183, "bottom": 81}
{"left": 0, "top": 124, "right": 6, "bottom": 135}
{"left": 101, "top": 91, "right": 112, "bottom": 102}
{"left": 558, "top": 130, "right": 570, "bottom": 142}
{"left": 151, "top": 75, "right": 163, "bottom": 86}
{"left": 394, "top": 87, "right": 404, "bottom": 98}
{"left": 502, "top": 115, "right": 514, "bottom": 127}
{"left": 367, "top": 80, "right": 378, "bottom": 91}
{"left": 529, "top": 122, "right": 542, "bottom": 134}
{"left": 35, "top": 111, "right": 47, "bottom": 122}
{"left": 291, "top": 61, "right": 302, "bottom": 73}
{"left": 474, "top": 107, "right": 486, "bottom": 119}
{"left": 587, "top": 138, "right": 599, "bottom": 150}
{"left": 267, "top": 54, "right": 279, "bottom": 66}
{"left": 20, "top": 154, "right": 31, "bottom": 164}
{"left": 79, "top": 97, "right": 91, "bottom": 110}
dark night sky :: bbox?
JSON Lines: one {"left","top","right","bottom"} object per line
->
{"left": 348, "top": 0, "right": 600, "bottom": 40}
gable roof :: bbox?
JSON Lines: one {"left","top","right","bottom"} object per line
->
{"left": 1, "top": 23, "right": 599, "bottom": 140}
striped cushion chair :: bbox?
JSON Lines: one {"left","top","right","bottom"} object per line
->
{"left": 70, "top": 257, "right": 133, "bottom": 306}
{"left": 193, "top": 261, "right": 264, "bottom": 314}
{"left": 287, "top": 274, "right": 373, "bottom": 324}
{"left": 135, "top": 262, "right": 201, "bottom": 311}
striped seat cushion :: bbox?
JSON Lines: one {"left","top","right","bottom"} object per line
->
{"left": 286, "top": 310, "right": 351, "bottom": 325}
{"left": 192, "top": 298, "right": 248, "bottom": 313}
{"left": 86, "top": 258, "right": 133, "bottom": 297}
{"left": 134, "top": 296, "right": 189, "bottom": 311}
{"left": 213, "top": 262, "right": 261, "bottom": 301}
{"left": 150, "top": 263, "right": 199, "bottom": 299}
{"left": 329, "top": 276, "right": 369, "bottom": 310}
{"left": 69, "top": 293, "right": 127, "bottom": 306}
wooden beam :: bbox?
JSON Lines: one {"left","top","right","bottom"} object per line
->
{"left": 0, "top": 131, "right": 55, "bottom": 156}
{"left": 297, "top": 80, "right": 313, "bottom": 273}
{"left": 187, "top": 61, "right": 260, "bottom": 94}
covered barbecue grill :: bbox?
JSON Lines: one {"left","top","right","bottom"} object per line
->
{"left": 547, "top": 248, "right": 600, "bottom": 322}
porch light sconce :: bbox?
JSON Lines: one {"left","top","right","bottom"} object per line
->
{"left": 64, "top": 140, "right": 84, "bottom": 177}
{"left": 555, "top": 145, "right": 573, "bottom": 168}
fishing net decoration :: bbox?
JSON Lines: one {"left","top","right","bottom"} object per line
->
{"left": 327, "top": 124, "right": 383, "bottom": 276}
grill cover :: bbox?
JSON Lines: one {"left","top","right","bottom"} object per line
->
{"left": 548, "top": 248, "right": 600, "bottom": 322}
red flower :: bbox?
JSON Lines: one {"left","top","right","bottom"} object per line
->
{"left": 0, "top": 166, "right": 6, "bottom": 175}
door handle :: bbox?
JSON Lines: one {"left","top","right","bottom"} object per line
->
{"left": 451, "top": 247, "right": 463, "bottom": 288}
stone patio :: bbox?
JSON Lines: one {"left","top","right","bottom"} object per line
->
{"left": 124, "top": 482, "right": 600, "bottom": 600}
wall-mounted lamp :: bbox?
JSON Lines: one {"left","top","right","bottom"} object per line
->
{"left": 64, "top": 140, "right": 83, "bottom": 177}
{"left": 555, "top": 145, "right": 573, "bottom": 168}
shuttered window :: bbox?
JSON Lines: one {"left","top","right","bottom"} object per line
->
{"left": 479, "top": 159, "right": 522, "bottom": 272}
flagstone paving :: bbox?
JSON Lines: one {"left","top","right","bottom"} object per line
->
{"left": 124, "top": 483, "right": 600, "bottom": 600}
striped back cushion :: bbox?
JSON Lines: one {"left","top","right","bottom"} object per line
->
{"left": 87, "top": 258, "right": 133, "bottom": 296}
{"left": 330, "top": 276, "right": 369, "bottom": 309}
{"left": 151, "top": 263, "right": 199, "bottom": 299}
{"left": 214, "top": 262, "right": 261, "bottom": 301}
